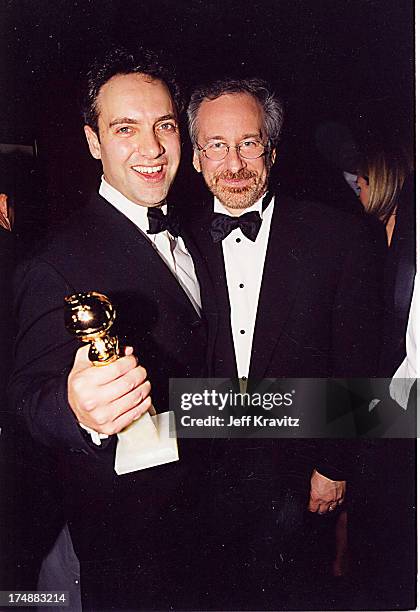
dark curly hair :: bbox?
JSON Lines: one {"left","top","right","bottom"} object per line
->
{"left": 82, "top": 46, "right": 184, "bottom": 135}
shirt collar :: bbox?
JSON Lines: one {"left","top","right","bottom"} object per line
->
{"left": 99, "top": 176, "right": 167, "bottom": 233}
{"left": 213, "top": 192, "right": 271, "bottom": 217}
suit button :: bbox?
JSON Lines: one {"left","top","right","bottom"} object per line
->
{"left": 190, "top": 320, "right": 202, "bottom": 328}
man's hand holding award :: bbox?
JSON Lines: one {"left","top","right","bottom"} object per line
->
{"left": 65, "top": 291, "right": 178, "bottom": 474}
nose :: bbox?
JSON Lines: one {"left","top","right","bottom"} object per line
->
{"left": 225, "top": 145, "right": 246, "bottom": 173}
{"left": 137, "top": 129, "right": 164, "bottom": 159}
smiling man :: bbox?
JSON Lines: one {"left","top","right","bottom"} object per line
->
{"left": 192, "top": 90, "right": 275, "bottom": 213}
{"left": 10, "top": 47, "right": 210, "bottom": 610}
{"left": 84, "top": 71, "right": 181, "bottom": 208}
{"left": 186, "top": 78, "right": 383, "bottom": 608}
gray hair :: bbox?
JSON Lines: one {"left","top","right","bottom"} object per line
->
{"left": 187, "top": 77, "right": 284, "bottom": 148}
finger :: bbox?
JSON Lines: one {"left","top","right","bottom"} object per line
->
{"left": 92, "top": 380, "right": 151, "bottom": 425}
{"left": 71, "top": 345, "right": 93, "bottom": 372}
{"left": 317, "top": 502, "right": 332, "bottom": 514}
{"left": 102, "top": 396, "right": 153, "bottom": 435}
{"left": 308, "top": 497, "right": 320, "bottom": 513}
{"left": 0, "top": 215, "right": 10, "bottom": 230}
{"left": 87, "top": 354, "right": 139, "bottom": 386}
{"left": 73, "top": 344, "right": 138, "bottom": 379}
{"left": 109, "top": 380, "right": 152, "bottom": 419}
{"left": 93, "top": 365, "right": 148, "bottom": 405}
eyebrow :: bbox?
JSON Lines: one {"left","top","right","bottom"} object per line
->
{"left": 109, "top": 113, "right": 177, "bottom": 128}
{"left": 109, "top": 117, "right": 138, "bottom": 128}
{"left": 156, "top": 114, "right": 177, "bottom": 123}
{"left": 241, "top": 132, "right": 262, "bottom": 140}
{"left": 205, "top": 132, "right": 262, "bottom": 141}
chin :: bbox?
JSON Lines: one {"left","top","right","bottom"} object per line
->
{"left": 134, "top": 190, "right": 168, "bottom": 207}
{"left": 218, "top": 189, "right": 260, "bottom": 210}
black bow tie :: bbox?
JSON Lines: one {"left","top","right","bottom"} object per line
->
{"left": 147, "top": 206, "right": 180, "bottom": 237}
{"left": 210, "top": 210, "right": 262, "bottom": 243}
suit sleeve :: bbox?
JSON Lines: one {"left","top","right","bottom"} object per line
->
{"left": 10, "top": 258, "right": 110, "bottom": 454}
{"left": 317, "top": 219, "right": 384, "bottom": 480}
{"left": 331, "top": 219, "right": 383, "bottom": 378}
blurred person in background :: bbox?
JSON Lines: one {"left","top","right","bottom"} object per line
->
{"left": 0, "top": 175, "right": 64, "bottom": 595}
{"left": 313, "top": 121, "right": 364, "bottom": 216}
{"left": 353, "top": 144, "right": 416, "bottom": 610}
{"left": 357, "top": 145, "right": 414, "bottom": 374}
{"left": 357, "top": 147, "right": 411, "bottom": 245}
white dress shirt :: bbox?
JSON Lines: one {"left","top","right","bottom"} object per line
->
{"left": 214, "top": 193, "right": 275, "bottom": 379}
{"left": 99, "top": 178, "right": 201, "bottom": 314}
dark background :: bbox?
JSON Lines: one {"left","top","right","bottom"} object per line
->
{"left": 0, "top": 2, "right": 416, "bottom": 603}
{"left": 0, "top": 0, "right": 414, "bottom": 239}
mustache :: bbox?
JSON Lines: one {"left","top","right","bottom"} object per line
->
{"left": 215, "top": 168, "right": 258, "bottom": 181}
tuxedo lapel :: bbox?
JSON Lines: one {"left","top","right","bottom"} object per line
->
{"left": 249, "top": 194, "right": 305, "bottom": 380}
{"left": 185, "top": 203, "right": 231, "bottom": 315}
{"left": 180, "top": 222, "right": 218, "bottom": 376}
{"left": 186, "top": 202, "right": 237, "bottom": 376}
{"left": 88, "top": 194, "right": 201, "bottom": 321}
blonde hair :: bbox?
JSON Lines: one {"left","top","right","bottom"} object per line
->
{"left": 360, "top": 149, "right": 411, "bottom": 223}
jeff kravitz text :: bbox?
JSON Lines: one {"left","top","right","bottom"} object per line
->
{"left": 180, "top": 414, "right": 300, "bottom": 428}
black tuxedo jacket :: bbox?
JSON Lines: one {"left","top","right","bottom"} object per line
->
{"left": 10, "top": 193, "right": 213, "bottom": 608}
{"left": 184, "top": 193, "right": 383, "bottom": 479}
{"left": 187, "top": 192, "right": 382, "bottom": 380}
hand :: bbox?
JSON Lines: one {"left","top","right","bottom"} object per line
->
{"left": 308, "top": 469, "right": 346, "bottom": 514}
{"left": 68, "top": 345, "right": 152, "bottom": 435}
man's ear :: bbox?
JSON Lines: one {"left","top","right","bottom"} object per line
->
{"left": 192, "top": 150, "right": 202, "bottom": 173}
{"left": 84, "top": 125, "right": 101, "bottom": 160}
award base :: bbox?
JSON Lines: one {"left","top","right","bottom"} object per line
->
{"left": 114, "top": 411, "right": 179, "bottom": 475}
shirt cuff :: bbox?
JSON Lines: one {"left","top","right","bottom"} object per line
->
{"left": 79, "top": 423, "right": 109, "bottom": 446}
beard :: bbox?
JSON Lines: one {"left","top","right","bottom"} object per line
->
{"left": 206, "top": 167, "right": 268, "bottom": 210}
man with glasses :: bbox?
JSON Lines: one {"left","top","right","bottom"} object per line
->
{"left": 185, "top": 78, "right": 382, "bottom": 608}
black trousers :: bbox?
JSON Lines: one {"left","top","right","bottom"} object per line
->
{"left": 196, "top": 439, "right": 312, "bottom": 611}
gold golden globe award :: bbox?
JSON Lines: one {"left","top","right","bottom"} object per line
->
{"left": 64, "top": 291, "right": 119, "bottom": 365}
{"left": 64, "top": 291, "right": 178, "bottom": 474}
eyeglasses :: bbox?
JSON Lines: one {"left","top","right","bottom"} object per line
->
{"left": 196, "top": 140, "right": 268, "bottom": 161}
